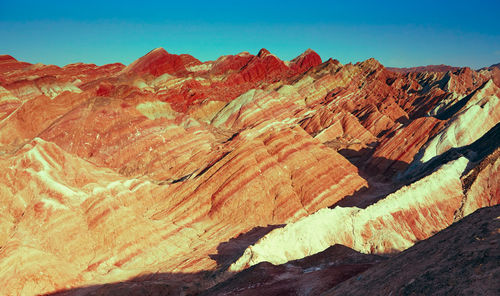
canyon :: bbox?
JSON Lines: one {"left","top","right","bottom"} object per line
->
{"left": 0, "top": 49, "right": 499, "bottom": 295}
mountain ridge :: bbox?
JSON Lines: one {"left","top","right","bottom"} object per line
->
{"left": 0, "top": 48, "right": 498, "bottom": 295}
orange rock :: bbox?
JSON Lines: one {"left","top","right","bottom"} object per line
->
{"left": 368, "top": 117, "right": 444, "bottom": 175}
{"left": 0, "top": 49, "right": 498, "bottom": 295}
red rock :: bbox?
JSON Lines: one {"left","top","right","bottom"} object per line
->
{"left": 479, "top": 63, "right": 500, "bottom": 87}
{"left": 0, "top": 90, "right": 90, "bottom": 153}
{"left": 0, "top": 55, "right": 31, "bottom": 74}
{"left": 0, "top": 55, "right": 16, "bottom": 62}
{"left": 209, "top": 52, "right": 254, "bottom": 75}
{"left": 179, "top": 53, "right": 202, "bottom": 68}
{"left": 368, "top": 117, "right": 445, "bottom": 175}
{"left": 300, "top": 107, "right": 376, "bottom": 149}
{"left": 0, "top": 49, "right": 498, "bottom": 295}
{"left": 0, "top": 86, "right": 21, "bottom": 121}
{"left": 122, "top": 48, "right": 196, "bottom": 76}
{"left": 228, "top": 156, "right": 471, "bottom": 271}
{"left": 227, "top": 48, "right": 290, "bottom": 83}
{"left": 458, "top": 148, "right": 500, "bottom": 217}
{"left": 289, "top": 49, "right": 322, "bottom": 73}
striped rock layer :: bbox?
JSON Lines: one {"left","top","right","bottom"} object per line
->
{"left": 0, "top": 51, "right": 498, "bottom": 295}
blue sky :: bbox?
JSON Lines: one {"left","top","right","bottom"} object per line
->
{"left": 1, "top": 0, "right": 499, "bottom": 68}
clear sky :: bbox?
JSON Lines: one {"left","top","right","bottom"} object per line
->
{"left": 1, "top": 0, "right": 499, "bottom": 69}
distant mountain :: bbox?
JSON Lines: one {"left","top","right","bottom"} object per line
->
{"left": 482, "top": 62, "right": 500, "bottom": 70}
{"left": 387, "top": 64, "right": 459, "bottom": 73}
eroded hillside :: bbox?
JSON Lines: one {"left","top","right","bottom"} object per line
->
{"left": 0, "top": 50, "right": 498, "bottom": 295}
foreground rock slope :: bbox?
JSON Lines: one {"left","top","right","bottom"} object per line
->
{"left": 323, "top": 205, "right": 500, "bottom": 296}
{"left": 0, "top": 50, "right": 498, "bottom": 295}
{"left": 205, "top": 205, "right": 500, "bottom": 296}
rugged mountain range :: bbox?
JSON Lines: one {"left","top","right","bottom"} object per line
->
{"left": 0, "top": 48, "right": 498, "bottom": 295}
{"left": 387, "top": 64, "right": 460, "bottom": 73}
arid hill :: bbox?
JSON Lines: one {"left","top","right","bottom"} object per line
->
{"left": 0, "top": 49, "right": 498, "bottom": 295}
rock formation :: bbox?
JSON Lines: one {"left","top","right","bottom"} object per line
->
{"left": 323, "top": 205, "right": 500, "bottom": 296}
{"left": 0, "top": 49, "right": 498, "bottom": 295}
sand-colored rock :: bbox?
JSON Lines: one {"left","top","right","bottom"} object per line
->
{"left": 0, "top": 49, "right": 498, "bottom": 295}
{"left": 458, "top": 148, "right": 500, "bottom": 217}
{"left": 323, "top": 205, "right": 500, "bottom": 296}
{"left": 229, "top": 157, "right": 469, "bottom": 271}
{"left": 412, "top": 80, "right": 500, "bottom": 167}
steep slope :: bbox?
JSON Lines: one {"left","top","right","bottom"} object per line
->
{"left": 0, "top": 86, "right": 21, "bottom": 121}
{"left": 406, "top": 79, "right": 500, "bottom": 175}
{"left": 0, "top": 55, "right": 31, "bottom": 74}
{"left": 323, "top": 205, "right": 500, "bottom": 296}
{"left": 203, "top": 245, "right": 385, "bottom": 296}
{"left": 206, "top": 205, "right": 500, "bottom": 296}
{"left": 0, "top": 130, "right": 366, "bottom": 295}
{"left": 289, "top": 48, "right": 323, "bottom": 73}
{"left": 122, "top": 47, "right": 199, "bottom": 76}
{"left": 229, "top": 136, "right": 500, "bottom": 271}
{"left": 0, "top": 49, "right": 498, "bottom": 296}
{"left": 229, "top": 156, "right": 470, "bottom": 270}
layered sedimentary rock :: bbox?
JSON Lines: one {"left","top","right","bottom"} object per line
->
{"left": 367, "top": 116, "right": 444, "bottom": 175}
{"left": 0, "top": 86, "right": 21, "bottom": 121}
{"left": 323, "top": 205, "right": 500, "bottom": 296}
{"left": 207, "top": 205, "right": 500, "bottom": 296}
{"left": 457, "top": 148, "right": 500, "bottom": 218}
{"left": 121, "top": 48, "right": 200, "bottom": 77}
{"left": 415, "top": 80, "right": 500, "bottom": 164}
{"left": 0, "top": 49, "right": 498, "bottom": 296}
{"left": 229, "top": 156, "right": 470, "bottom": 270}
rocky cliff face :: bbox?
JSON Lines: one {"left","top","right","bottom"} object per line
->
{"left": 0, "top": 49, "right": 498, "bottom": 295}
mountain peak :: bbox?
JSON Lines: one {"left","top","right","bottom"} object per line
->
{"left": 123, "top": 48, "right": 187, "bottom": 76}
{"left": 151, "top": 47, "right": 166, "bottom": 52}
{"left": 326, "top": 58, "right": 341, "bottom": 65}
{"left": 2, "top": 49, "right": 499, "bottom": 296}
{"left": 257, "top": 48, "right": 272, "bottom": 58}
{"left": 289, "top": 48, "right": 322, "bottom": 73}
{"left": 145, "top": 47, "right": 169, "bottom": 57}
{"left": 0, "top": 55, "right": 17, "bottom": 62}
{"left": 304, "top": 48, "right": 315, "bottom": 54}
{"left": 357, "top": 57, "right": 384, "bottom": 71}
{"left": 488, "top": 62, "right": 500, "bottom": 69}
{"left": 365, "top": 57, "right": 382, "bottom": 65}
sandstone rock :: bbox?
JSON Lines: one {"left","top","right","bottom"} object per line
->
{"left": 0, "top": 86, "right": 21, "bottom": 121}
{"left": 0, "top": 49, "right": 498, "bottom": 296}
{"left": 323, "top": 205, "right": 500, "bottom": 296}
{"left": 410, "top": 79, "right": 500, "bottom": 168}
{"left": 368, "top": 117, "right": 444, "bottom": 175}
{"left": 229, "top": 157, "right": 469, "bottom": 271}
{"left": 289, "top": 48, "right": 322, "bottom": 73}
{"left": 122, "top": 48, "right": 197, "bottom": 77}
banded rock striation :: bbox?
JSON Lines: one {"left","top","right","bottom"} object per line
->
{"left": 0, "top": 49, "right": 498, "bottom": 295}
